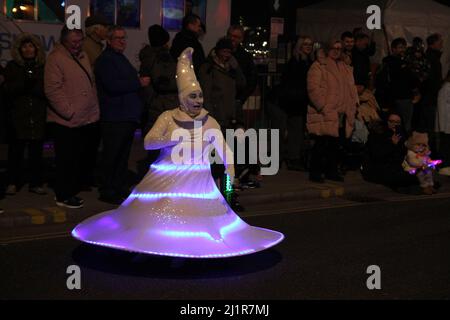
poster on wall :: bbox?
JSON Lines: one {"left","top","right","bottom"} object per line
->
{"left": 90, "top": 0, "right": 141, "bottom": 28}
{"left": 186, "top": 0, "right": 207, "bottom": 24}
{"left": 161, "top": 0, "right": 185, "bottom": 31}
{"left": 90, "top": 0, "right": 115, "bottom": 25}
{"left": 117, "top": 0, "right": 141, "bottom": 28}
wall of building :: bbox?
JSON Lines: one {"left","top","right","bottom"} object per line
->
{"left": 0, "top": 0, "right": 231, "bottom": 67}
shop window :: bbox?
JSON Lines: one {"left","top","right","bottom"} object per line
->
{"left": 5, "top": 0, "right": 65, "bottom": 23}
{"left": 90, "top": 0, "right": 141, "bottom": 28}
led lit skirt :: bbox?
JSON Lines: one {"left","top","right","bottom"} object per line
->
{"left": 72, "top": 163, "right": 284, "bottom": 258}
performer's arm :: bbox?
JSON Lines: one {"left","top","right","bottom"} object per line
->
{"left": 144, "top": 111, "right": 179, "bottom": 150}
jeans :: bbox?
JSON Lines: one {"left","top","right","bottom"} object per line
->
{"left": 7, "top": 139, "right": 44, "bottom": 188}
{"left": 53, "top": 124, "right": 91, "bottom": 201}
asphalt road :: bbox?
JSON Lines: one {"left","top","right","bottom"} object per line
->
{"left": 2, "top": 197, "right": 450, "bottom": 300}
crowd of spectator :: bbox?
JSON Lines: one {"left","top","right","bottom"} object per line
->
{"left": 0, "top": 14, "right": 449, "bottom": 214}
{"left": 276, "top": 28, "right": 448, "bottom": 195}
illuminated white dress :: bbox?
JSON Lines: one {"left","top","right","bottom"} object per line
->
{"left": 72, "top": 47, "right": 284, "bottom": 258}
{"left": 72, "top": 108, "right": 284, "bottom": 258}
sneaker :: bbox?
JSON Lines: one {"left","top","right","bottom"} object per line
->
{"left": 29, "top": 186, "right": 47, "bottom": 195}
{"left": 55, "top": 196, "right": 84, "bottom": 204}
{"left": 74, "top": 196, "right": 85, "bottom": 204}
{"left": 5, "top": 185, "right": 17, "bottom": 195}
{"left": 56, "top": 197, "right": 84, "bottom": 209}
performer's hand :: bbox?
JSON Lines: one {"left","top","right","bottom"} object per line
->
{"left": 225, "top": 165, "right": 235, "bottom": 185}
{"left": 140, "top": 76, "right": 151, "bottom": 87}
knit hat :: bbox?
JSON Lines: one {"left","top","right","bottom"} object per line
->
{"left": 215, "top": 37, "right": 233, "bottom": 51}
{"left": 148, "top": 24, "right": 170, "bottom": 47}
{"left": 85, "top": 14, "right": 110, "bottom": 28}
{"left": 405, "top": 131, "right": 429, "bottom": 149}
{"left": 176, "top": 47, "right": 202, "bottom": 101}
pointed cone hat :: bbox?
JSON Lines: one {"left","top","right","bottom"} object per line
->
{"left": 176, "top": 47, "right": 201, "bottom": 99}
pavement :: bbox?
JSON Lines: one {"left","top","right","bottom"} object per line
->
{"left": 1, "top": 133, "right": 450, "bottom": 231}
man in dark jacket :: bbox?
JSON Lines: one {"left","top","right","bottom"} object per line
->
{"left": 95, "top": 26, "right": 150, "bottom": 204}
{"left": 419, "top": 33, "right": 444, "bottom": 133}
{"left": 170, "top": 14, "right": 205, "bottom": 74}
{"left": 352, "top": 32, "right": 376, "bottom": 90}
{"left": 227, "top": 25, "right": 258, "bottom": 115}
{"left": 380, "top": 38, "right": 419, "bottom": 133}
{"left": 139, "top": 24, "right": 179, "bottom": 133}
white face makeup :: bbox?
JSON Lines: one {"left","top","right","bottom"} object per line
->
{"left": 181, "top": 90, "right": 204, "bottom": 117}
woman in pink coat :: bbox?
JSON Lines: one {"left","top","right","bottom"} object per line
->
{"left": 306, "top": 40, "right": 359, "bottom": 183}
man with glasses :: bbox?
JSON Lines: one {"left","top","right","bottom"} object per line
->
{"left": 94, "top": 26, "right": 151, "bottom": 205}
{"left": 45, "top": 26, "right": 100, "bottom": 209}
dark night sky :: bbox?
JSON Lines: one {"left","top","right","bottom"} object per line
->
{"left": 231, "top": 0, "right": 450, "bottom": 38}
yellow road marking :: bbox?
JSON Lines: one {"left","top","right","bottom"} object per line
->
{"left": 43, "top": 207, "right": 67, "bottom": 223}
{"left": 22, "top": 208, "right": 46, "bottom": 225}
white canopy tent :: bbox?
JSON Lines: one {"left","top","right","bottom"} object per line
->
{"left": 297, "top": 0, "right": 450, "bottom": 76}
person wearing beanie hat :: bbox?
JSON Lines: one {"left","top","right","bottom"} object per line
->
{"left": 148, "top": 24, "right": 170, "bottom": 48}
{"left": 198, "top": 37, "right": 246, "bottom": 210}
{"left": 403, "top": 131, "right": 441, "bottom": 194}
{"left": 138, "top": 24, "right": 178, "bottom": 139}
{"left": 72, "top": 47, "right": 284, "bottom": 258}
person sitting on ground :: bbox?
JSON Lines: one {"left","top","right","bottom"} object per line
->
{"left": 402, "top": 131, "right": 441, "bottom": 195}
{"left": 361, "top": 112, "right": 418, "bottom": 192}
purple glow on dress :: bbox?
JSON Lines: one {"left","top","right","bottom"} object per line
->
{"left": 159, "top": 230, "right": 221, "bottom": 242}
{"left": 72, "top": 104, "right": 284, "bottom": 259}
{"left": 151, "top": 164, "right": 211, "bottom": 171}
{"left": 127, "top": 190, "right": 221, "bottom": 200}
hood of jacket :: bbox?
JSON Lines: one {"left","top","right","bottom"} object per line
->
{"left": 12, "top": 33, "right": 46, "bottom": 66}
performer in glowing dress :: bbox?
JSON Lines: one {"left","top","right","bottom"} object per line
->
{"left": 72, "top": 48, "right": 284, "bottom": 258}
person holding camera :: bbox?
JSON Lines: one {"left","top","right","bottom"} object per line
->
{"left": 3, "top": 33, "right": 48, "bottom": 196}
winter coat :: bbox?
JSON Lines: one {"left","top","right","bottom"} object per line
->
{"left": 437, "top": 82, "right": 450, "bottom": 134}
{"left": 45, "top": 44, "right": 99, "bottom": 128}
{"left": 279, "top": 55, "right": 312, "bottom": 117}
{"left": 95, "top": 46, "right": 143, "bottom": 123}
{"left": 170, "top": 29, "right": 205, "bottom": 74}
{"left": 139, "top": 45, "right": 179, "bottom": 109}
{"left": 139, "top": 45, "right": 179, "bottom": 132}
{"left": 82, "top": 34, "right": 104, "bottom": 67}
{"left": 198, "top": 49, "right": 246, "bottom": 128}
{"left": 351, "top": 43, "right": 375, "bottom": 87}
{"left": 3, "top": 33, "right": 48, "bottom": 140}
{"left": 381, "top": 55, "right": 418, "bottom": 100}
{"left": 306, "top": 57, "right": 358, "bottom": 138}
{"left": 422, "top": 48, "right": 443, "bottom": 106}
{"left": 233, "top": 45, "right": 258, "bottom": 103}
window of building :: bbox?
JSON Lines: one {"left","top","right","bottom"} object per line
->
{"left": 5, "top": 0, "right": 65, "bottom": 23}
{"left": 90, "top": 0, "right": 141, "bottom": 28}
